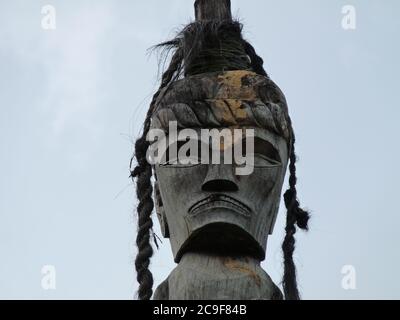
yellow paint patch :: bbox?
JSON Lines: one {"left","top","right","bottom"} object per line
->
{"left": 213, "top": 99, "right": 235, "bottom": 124}
{"left": 207, "top": 99, "right": 250, "bottom": 125}
{"left": 223, "top": 257, "right": 262, "bottom": 287}
{"left": 224, "top": 99, "right": 247, "bottom": 122}
{"left": 217, "top": 70, "right": 258, "bottom": 100}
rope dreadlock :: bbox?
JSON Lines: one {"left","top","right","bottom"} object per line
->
{"left": 242, "top": 41, "right": 310, "bottom": 300}
{"left": 156, "top": 20, "right": 251, "bottom": 77}
{"left": 131, "top": 49, "right": 183, "bottom": 300}
{"left": 281, "top": 123, "right": 310, "bottom": 300}
{"left": 242, "top": 40, "right": 269, "bottom": 78}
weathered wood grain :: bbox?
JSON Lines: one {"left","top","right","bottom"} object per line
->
{"left": 154, "top": 253, "right": 283, "bottom": 300}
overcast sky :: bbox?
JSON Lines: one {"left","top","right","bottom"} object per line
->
{"left": 1, "top": 0, "right": 399, "bottom": 299}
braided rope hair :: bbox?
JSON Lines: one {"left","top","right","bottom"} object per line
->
{"left": 243, "top": 39, "right": 310, "bottom": 300}
{"left": 131, "top": 20, "right": 309, "bottom": 300}
{"left": 130, "top": 49, "right": 184, "bottom": 300}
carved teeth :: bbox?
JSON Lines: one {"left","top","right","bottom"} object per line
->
{"left": 189, "top": 195, "right": 251, "bottom": 217}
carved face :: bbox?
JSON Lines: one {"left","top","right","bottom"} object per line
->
{"left": 154, "top": 126, "right": 288, "bottom": 262}
{"left": 150, "top": 70, "right": 290, "bottom": 262}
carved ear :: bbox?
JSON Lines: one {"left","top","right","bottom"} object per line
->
{"left": 154, "top": 182, "right": 170, "bottom": 238}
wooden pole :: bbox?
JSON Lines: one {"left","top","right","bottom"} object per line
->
{"left": 194, "top": 0, "right": 232, "bottom": 21}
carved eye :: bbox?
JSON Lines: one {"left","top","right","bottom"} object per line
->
{"left": 160, "top": 140, "right": 203, "bottom": 167}
{"left": 161, "top": 155, "right": 201, "bottom": 167}
{"left": 245, "top": 153, "right": 281, "bottom": 167}
{"left": 238, "top": 137, "right": 281, "bottom": 168}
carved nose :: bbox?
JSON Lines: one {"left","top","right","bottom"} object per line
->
{"left": 202, "top": 165, "right": 238, "bottom": 192}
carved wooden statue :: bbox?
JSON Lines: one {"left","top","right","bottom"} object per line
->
{"left": 131, "top": 0, "right": 310, "bottom": 300}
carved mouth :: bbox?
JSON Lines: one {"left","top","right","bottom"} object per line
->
{"left": 189, "top": 194, "right": 251, "bottom": 218}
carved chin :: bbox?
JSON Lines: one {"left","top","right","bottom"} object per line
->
{"left": 176, "top": 215, "right": 265, "bottom": 263}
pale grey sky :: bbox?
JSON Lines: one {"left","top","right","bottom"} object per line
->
{"left": 0, "top": 0, "right": 399, "bottom": 299}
